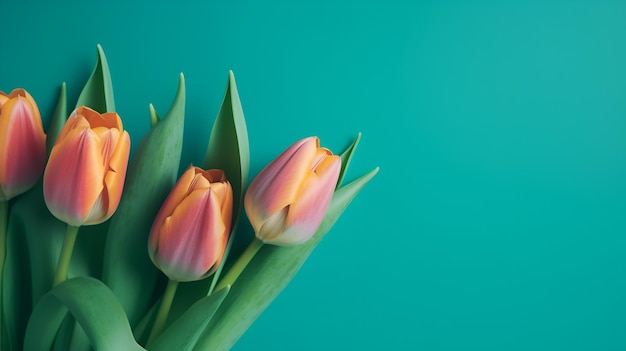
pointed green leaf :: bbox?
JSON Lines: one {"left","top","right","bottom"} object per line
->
{"left": 149, "top": 286, "right": 230, "bottom": 351}
{"left": 203, "top": 70, "right": 250, "bottom": 227}
{"left": 195, "top": 166, "right": 379, "bottom": 350}
{"left": 75, "top": 44, "right": 115, "bottom": 113}
{"left": 23, "top": 277, "right": 145, "bottom": 351}
{"left": 102, "top": 74, "right": 186, "bottom": 326}
{"left": 46, "top": 82, "right": 68, "bottom": 153}
{"left": 149, "top": 103, "right": 161, "bottom": 128}
{"left": 338, "top": 132, "right": 361, "bottom": 187}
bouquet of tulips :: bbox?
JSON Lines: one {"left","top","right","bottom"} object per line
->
{"left": 0, "top": 45, "right": 378, "bottom": 351}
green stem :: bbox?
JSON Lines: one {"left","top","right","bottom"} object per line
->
{"left": 0, "top": 200, "right": 8, "bottom": 350}
{"left": 53, "top": 224, "right": 80, "bottom": 287}
{"left": 215, "top": 237, "right": 264, "bottom": 292}
{"left": 147, "top": 279, "right": 179, "bottom": 346}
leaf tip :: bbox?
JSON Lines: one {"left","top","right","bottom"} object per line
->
{"left": 178, "top": 73, "right": 186, "bottom": 94}
{"left": 149, "top": 103, "right": 160, "bottom": 127}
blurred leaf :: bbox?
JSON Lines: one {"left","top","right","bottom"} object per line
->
{"left": 196, "top": 166, "right": 379, "bottom": 350}
{"left": 23, "top": 277, "right": 145, "bottom": 351}
{"left": 102, "top": 74, "right": 186, "bottom": 326}
{"left": 46, "top": 82, "right": 68, "bottom": 153}
{"left": 337, "top": 132, "right": 361, "bottom": 187}
{"left": 75, "top": 44, "right": 115, "bottom": 113}
{"left": 167, "top": 71, "right": 250, "bottom": 324}
{"left": 149, "top": 286, "right": 229, "bottom": 351}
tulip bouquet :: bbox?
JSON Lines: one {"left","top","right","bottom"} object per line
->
{"left": 0, "top": 45, "right": 378, "bottom": 351}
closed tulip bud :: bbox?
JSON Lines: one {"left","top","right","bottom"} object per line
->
{"left": 43, "top": 106, "right": 130, "bottom": 226}
{"left": 0, "top": 89, "right": 46, "bottom": 200}
{"left": 149, "top": 166, "right": 233, "bottom": 282}
{"left": 245, "top": 137, "right": 341, "bottom": 246}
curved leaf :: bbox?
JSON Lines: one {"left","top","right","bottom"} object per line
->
{"left": 75, "top": 44, "right": 115, "bottom": 113}
{"left": 102, "top": 74, "right": 186, "bottom": 326}
{"left": 149, "top": 286, "right": 230, "bottom": 351}
{"left": 196, "top": 166, "right": 379, "bottom": 350}
{"left": 23, "top": 277, "right": 145, "bottom": 351}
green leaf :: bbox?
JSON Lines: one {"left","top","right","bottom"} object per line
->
{"left": 195, "top": 166, "right": 379, "bottom": 350}
{"left": 46, "top": 82, "right": 68, "bottom": 153}
{"left": 75, "top": 44, "right": 115, "bottom": 113}
{"left": 4, "top": 183, "right": 109, "bottom": 350}
{"left": 338, "top": 132, "right": 361, "bottom": 187}
{"left": 203, "top": 70, "right": 250, "bottom": 228}
{"left": 23, "top": 277, "right": 145, "bottom": 351}
{"left": 102, "top": 74, "right": 186, "bottom": 326}
{"left": 166, "top": 71, "right": 250, "bottom": 324}
{"left": 149, "top": 286, "right": 230, "bottom": 351}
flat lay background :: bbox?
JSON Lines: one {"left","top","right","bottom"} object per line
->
{"left": 2, "top": 1, "right": 626, "bottom": 350}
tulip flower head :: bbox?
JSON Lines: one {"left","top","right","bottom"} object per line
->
{"left": 245, "top": 137, "right": 341, "bottom": 246}
{"left": 43, "top": 107, "right": 130, "bottom": 226}
{"left": 0, "top": 89, "right": 46, "bottom": 200}
{"left": 149, "top": 166, "right": 233, "bottom": 282}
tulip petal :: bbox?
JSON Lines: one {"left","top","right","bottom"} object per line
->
{"left": 276, "top": 154, "right": 341, "bottom": 245}
{"left": 82, "top": 129, "right": 130, "bottom": 225}
{"left": 155, "top": 188, "right": 227, "bottom": 281}
{"left": 77, "top": 107, "right": 121, "bottom": 130}
{"left": 44, "top": 128, "right": 105, "bottom": 226}
{"left": 0, "top": 92, "right": 10, "bottom": 107}
{"left": 0, "top": 95, "right": 46, "bottom": 200}
{"left": 256, "top": 207, "right": 288, "bottom": 243}
{"left": 245, "top": 137, "right": 317, "bottom": 221}
{"left": 54, "top": 110, "right": 91, "bottom": 146}
{"left": 100, "top": 131, "right": 131, "bottom": 221}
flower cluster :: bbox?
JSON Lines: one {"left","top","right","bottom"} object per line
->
{"left": 0, "top": 46, "right": 377, "bottom": 351}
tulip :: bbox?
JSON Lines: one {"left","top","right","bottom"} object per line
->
{"left": 0, "top": 89, "right": 46, "bottom": 200}
{"left": 244, "top": 136, "right": 341, "bottom": 246}
{"left": 148, "top": 166, "right": 233, "bottom": 282}
{"left": 43, "top": 106, "right": 130, "bottom": 226}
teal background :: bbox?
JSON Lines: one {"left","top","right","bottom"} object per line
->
{"left": 2, "top": 1, "right": 626, "bottom": 350}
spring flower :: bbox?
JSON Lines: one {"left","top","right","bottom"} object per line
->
{"left": 43, "top": 106, "right": 130, "bottom": 226}
{"left": 245, "top": 136, "right": 341, "bottom": 246}
{"left": 0, "top": 89, "right": 46, "bottom": 200}
{"left": 149, "top": 166, "right": 233, "bottom": 282}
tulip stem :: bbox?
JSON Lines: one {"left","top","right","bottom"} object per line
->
{"left": 215, "top": 237, "right": 264, "bottom": 292}
{"left": 0, "top": 200, "right": 8, "bottom": 349}
{"left": 147, "top": 279, "right": 179, "bottom": 346}
{"left": 53, "top": 224, "right": 80, "bottom": 287}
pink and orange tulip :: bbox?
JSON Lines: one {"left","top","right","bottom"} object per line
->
{"left": 43, "top": 106, "right": 130, "bottom": 226}
{"left": 149, "top": 166, "right": 233, "bottom": 282}
{"left": 0, "top": 89, "right": 46, "bottom": 200}
{"left": 244, "top": 136, "right": 341, "bottom": 246}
